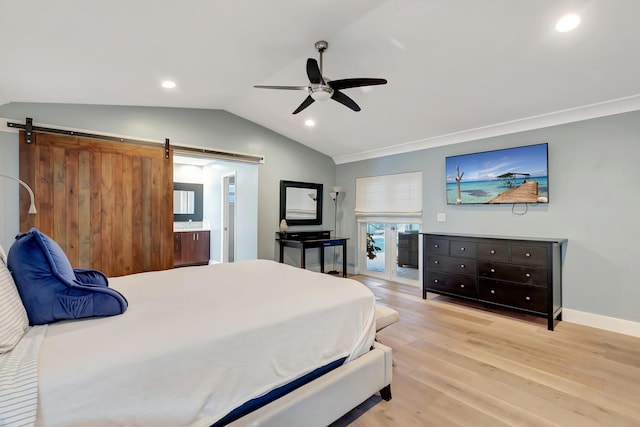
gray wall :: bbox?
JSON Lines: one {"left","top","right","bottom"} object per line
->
{"left": 337, "top": 110, "right": 640, "bottom": 323}
{"left": 0, "top": 103, "right": 336, "bottom": 261}
{"left": 0, "top": 129, "right": 20, "bottom": 251}
{"left": 4, "top": 103, "right": 639, "bottom": 324}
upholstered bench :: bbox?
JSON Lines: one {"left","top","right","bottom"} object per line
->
{"left": 375, "top": 304, "right": 399, "bottom": 332}
{"left": 374, "top": 304, "right": 399, "bottom": 367}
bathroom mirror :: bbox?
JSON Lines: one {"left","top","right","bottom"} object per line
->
{"left": 174, "top": 182, "right": 203, "bottom": 222}
{"left": 280, "top": 180, "right": 323, "bottom": 226}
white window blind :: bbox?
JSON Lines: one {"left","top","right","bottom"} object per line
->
{"left": 355, "top": 172, "right": 422, "bottom": 218}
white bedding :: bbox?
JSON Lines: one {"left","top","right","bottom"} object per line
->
{"left": 0, "top": 325, "right": 47, "bottom": 427}
{"left": 34, "top": 260, "right": 376, "bottom": 426}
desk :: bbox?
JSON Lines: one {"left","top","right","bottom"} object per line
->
{"left": 276, "top": 231, "right": 349, "bottom": 277}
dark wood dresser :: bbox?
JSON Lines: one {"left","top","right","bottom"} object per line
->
{"left": 421, "top": 233, "right": 566, "bottom": 330}
{"left": 397, "top": 231, "right": 419, "bottom": 268}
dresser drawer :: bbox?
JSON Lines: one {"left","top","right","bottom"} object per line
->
{"left": 425, "top": 237, "right": 449, "bottom": 255}
{"left": 479, "top": 279, "right": 547, "bottom": 313}
{"left": 425, "top": 271, "right": 477, "bottom": 299}
{"left": 449, "top": 240, "right": 477, "bottom": 258}
{"left": 478, "top": 242, "right": 510, "bottom": 262}
{"left": 280, "top": 231, "right": 330, "bottom": 240}
{"left": 478, "top": 262, "right": 548, "bottom": 286}
{"left": 511, "top": 244, "right": 548, "bottom": 265}
{"left": 426, "top": 255, "right": 477, "bottom": 276}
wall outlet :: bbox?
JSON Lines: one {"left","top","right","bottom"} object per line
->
{"left": 437, "top": 212, "right": 446, "bottom": 222}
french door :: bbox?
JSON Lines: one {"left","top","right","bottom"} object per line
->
{"left": 358, "top": 221, "right": 421, "bottom": 285}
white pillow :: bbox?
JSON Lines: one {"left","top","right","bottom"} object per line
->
{"left": 0, "top": 243, "right": 29, "bottom": 354}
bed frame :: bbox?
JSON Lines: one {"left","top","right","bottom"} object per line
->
{"left": 228, "top": 341, "right": 393, "bottom": 426}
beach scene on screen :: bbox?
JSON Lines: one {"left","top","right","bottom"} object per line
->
{"left": 446, "top": 144, "right": 549, "bottom": 204}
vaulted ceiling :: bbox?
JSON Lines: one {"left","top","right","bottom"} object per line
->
{"left": 1, "top": 0, "right": 639, "bottom": 163}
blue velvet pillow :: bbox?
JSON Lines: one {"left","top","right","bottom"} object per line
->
{"left": 7, "top": 228, "right": 128, "bottom": 325}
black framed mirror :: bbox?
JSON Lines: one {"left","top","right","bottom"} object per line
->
{"left": 173, "top": 182, "right": 203, "bottom": 222}
{"left": 280, "top": 180, "right": 323, "bottom": 226}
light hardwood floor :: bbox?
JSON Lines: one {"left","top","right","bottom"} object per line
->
{"left": 332, "top": 275, "right": 640, "bottom": 427}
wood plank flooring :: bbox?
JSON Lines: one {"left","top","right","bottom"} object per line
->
{"left": 331, "top": 275, "right": 640, "bottom": 427}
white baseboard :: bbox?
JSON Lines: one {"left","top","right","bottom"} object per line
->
{"left": 562, "top": 309, "right": 640, "bottom": 338}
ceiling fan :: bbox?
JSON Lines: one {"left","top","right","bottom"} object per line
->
{"left": 254, "top": 40, "right": 388, "bottom": 114}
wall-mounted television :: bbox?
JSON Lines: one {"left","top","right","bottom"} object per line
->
{"left": 446, "top": 143, "right": 549, "bottom": 205}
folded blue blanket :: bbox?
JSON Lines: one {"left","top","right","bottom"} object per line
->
{"left": 7, "top": 228, "right": 128, "bottom": 325}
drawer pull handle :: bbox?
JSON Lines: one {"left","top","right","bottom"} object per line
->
{"left": 490, "top": 249, "right": 496, "bottom": 254}
{"left": 434, "top": 244, "right": 439, "bottom": 248}
{"left": 490, "top": 289, "right": 495, "bottom": 294}
{"left": 525, "top": 296, "right": 531, "bottom": 301}
{"left": 434, "top": 260, "right": 439, "bottom": 264}
{"left": 525, "top": 273, "right": 531, "bottom": 278}
{"left": 525, "top": 252, "right": 531, "bottom": 257}
{"left": 460, "top": 264, "right": 465, "bottom": 268}
{"left": 490, "top": 268, "right": 496, "bottom": 273}
{"left": 460, "top": 247, "right": 466, "bottom": 251}
{"left": 460, "top": 284, "right": 465, "bottom": 288}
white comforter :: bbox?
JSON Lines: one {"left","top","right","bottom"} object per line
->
{"left": 35, "top": 260, "right": 376, "bottom": 426}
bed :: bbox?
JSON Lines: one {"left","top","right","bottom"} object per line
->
{"left": 1, "top": 257, "right": 392, "bottom": 426}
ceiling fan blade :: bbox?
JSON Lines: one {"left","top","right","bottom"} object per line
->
{"left": 306, "top": 58, "right": 324, "bottom": 84}
{"left": 331, "top": 90, "right": 361, "bottom": 112}
{"left": 292, "top": 95, "right": 315, "bottom": 114}
{"left": 254, "top": 85, "right": 309, "bottom": 91}
{"left": 328, "top": 78, "right": 387, "bottom": 90}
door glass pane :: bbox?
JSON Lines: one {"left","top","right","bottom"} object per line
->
{"left": 394, "top": 223, "right": 420, "bottom": 281}
{"left": 365, "top": 223, "right": 385, "bottom": 274}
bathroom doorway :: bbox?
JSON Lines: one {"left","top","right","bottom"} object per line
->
{"left": 222, "top": 173, "right": 236, "bottom": 262}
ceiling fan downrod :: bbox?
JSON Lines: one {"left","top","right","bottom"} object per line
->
{"left": 315, "top": 40, "right": 328, "bottom": 77}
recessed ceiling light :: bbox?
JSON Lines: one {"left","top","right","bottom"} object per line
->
{"left": 305, "top": 119, "right": 315, "bottom": 127}
{"left": 555, "top": 14, "right": 581, "bottom": 32}
{"left": 161, "top": 80, "right": 176, "bottom": 89}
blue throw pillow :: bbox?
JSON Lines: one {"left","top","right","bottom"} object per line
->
{"left": 7, "top": 228, "right": 128, "bottom": 325}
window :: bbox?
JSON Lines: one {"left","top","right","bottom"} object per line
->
{"left": 355, "top": 171, "right": 422, "bottom": 220}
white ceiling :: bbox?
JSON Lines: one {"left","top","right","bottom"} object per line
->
{"left": 2, "top": 0, "right": 640, "bottom": 163}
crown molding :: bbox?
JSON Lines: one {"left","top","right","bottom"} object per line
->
{"left": 333, "top": 94, "right": 640, "bottom": 165}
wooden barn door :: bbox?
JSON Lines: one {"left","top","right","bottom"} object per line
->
{"left": 18, "top": 131, "right": 173, "bottom": 277}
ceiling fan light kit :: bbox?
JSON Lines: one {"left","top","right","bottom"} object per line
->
{"left": 310, "top": 85, "right": 333, "bottom": 101}
{"left": 254, "top": 40, "right": 387, "bottom": 114}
